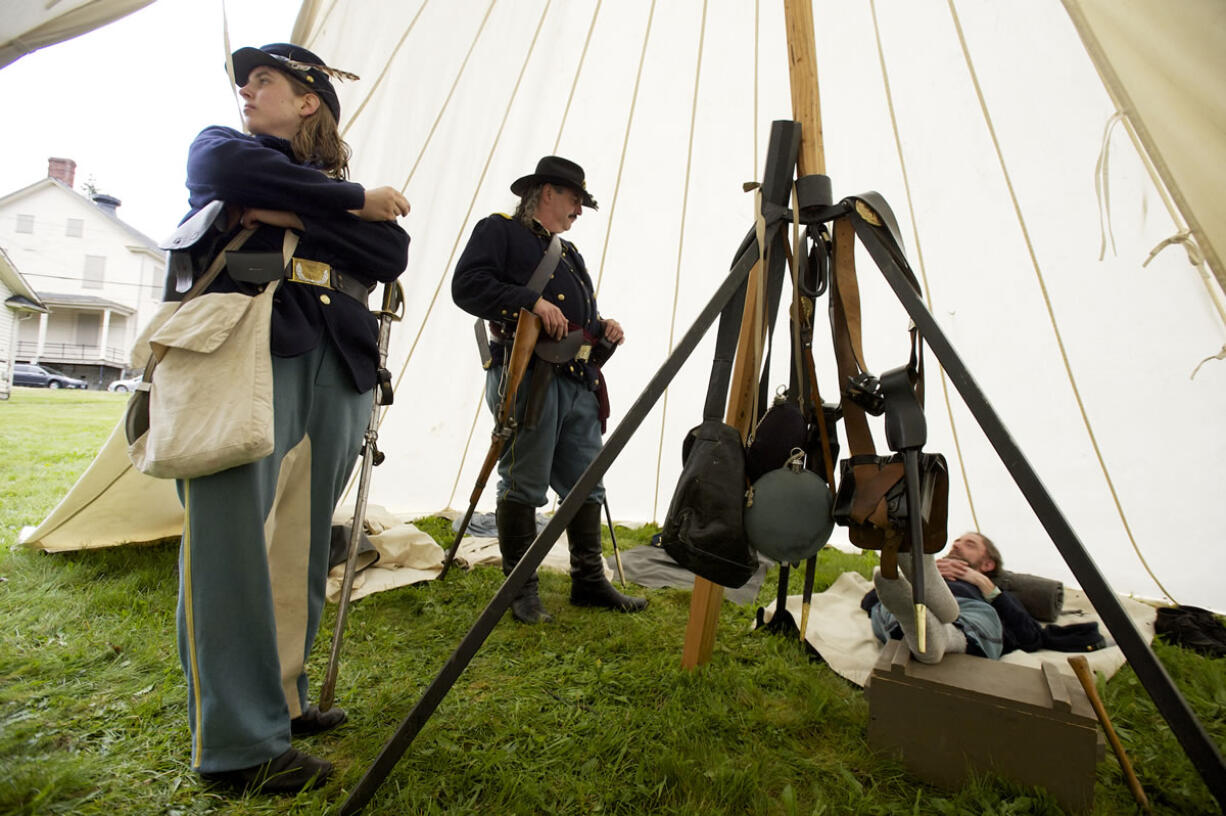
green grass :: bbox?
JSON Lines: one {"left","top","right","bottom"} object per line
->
{"left": 1, "top": 388, "right": 1223, "bottom": 815}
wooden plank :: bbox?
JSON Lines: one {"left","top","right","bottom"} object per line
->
{"left": 868, "top": 657, "right": 1101, "bottom": 813}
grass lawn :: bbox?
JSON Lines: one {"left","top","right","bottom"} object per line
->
{"left": 0, "top": 388, "right": 1222, "bottom": 815}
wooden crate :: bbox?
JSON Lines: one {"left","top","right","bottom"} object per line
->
{"left": 867, "top": 639, "right": 1104, "bottom": 813}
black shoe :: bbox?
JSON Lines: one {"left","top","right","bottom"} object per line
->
{"left": 510, "top": 593, "right": 555, "bottom": 624}
{"left": 291, "top": 705, "right": 347, "bottom": 736}
{"left": 570, "top": 577, "right": 648, "bottom": 612}
{"left": 497, "top": 500, "right": 552, "bottom": 625}
{"left": 566, "top": 501, "right": 648, "bottom": 613}
{"left": 200, "top": 747, "right": 332, "bottom": 794}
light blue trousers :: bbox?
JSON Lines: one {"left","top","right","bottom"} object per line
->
{"left": 870, "top": 595, "right": 1005, "bottom": 660}
{"left": 485, "top": 364, "right": 604, "bottom": 507}
{"left": 176, "top": 339, "right": 370, "bottom": 772}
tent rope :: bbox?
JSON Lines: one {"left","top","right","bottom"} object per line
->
{"left": 1095, "top": 105, "right": 1226, "bottom": 334}
{"left": 592, "top": 0, "right": 659, "bottom": 299}
{"left": 1093, "top": 111, "right": 1123, "bottom": 261}
{"left": 397, "top": 0, "right": 499, "bottom": 195}
{"left": 339, "top": 0, "right": 432, "bottom": 139}
{"left": 341, "top": 0, "right": 554, "bottom": 509}
{"left": 387, "top": 0, "right": 547, "bottom": 404}
{"left": 552, "top": 0, "right": 604, "bottom": 155}
{"left": 302, "top": 0, "right": 341, "bottom": 49}
{"left": 446, "top": 0, "right": 603, "bottom": 510}
{"left": 868, "top": 0, "right": 979, "bottom": 531}
{"left": 445, "top": 384, "right": 490, "bottom": 509}
{"left": 650, "top": 0, "right": 710, "bottom": 522}
{"left": 398, "top": 0, "right": 554, "bottom": 508}
{"left": 946, "top": 0, "right": 1177, "bottom": 603}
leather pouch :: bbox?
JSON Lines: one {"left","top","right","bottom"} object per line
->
{"left": 832, "top": 451, "right": 948, "bottom": 554}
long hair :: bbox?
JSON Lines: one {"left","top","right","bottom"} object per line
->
{"left": 284, "top": 73, "right": 351, "bottom": 179}
{"left": 513, "top": 183, "right": 544, "bottom": 226}
{"left": 978, "top": 533, "right": 1003, "bottom": 578}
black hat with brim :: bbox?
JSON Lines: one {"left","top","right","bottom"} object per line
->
{"left": 511, "top": 155, "right": 598, "bottom": 209}
{"left": 231, "top": 43, "right": 344, "bottom": 122}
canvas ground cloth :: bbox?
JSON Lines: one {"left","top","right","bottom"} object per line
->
{"left": 759, "top": 571, "right": 1158, "bottom": 687}
{"left": 325, "top": 505, "right": 582, "bottom": 603}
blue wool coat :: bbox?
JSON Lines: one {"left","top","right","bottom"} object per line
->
{"left": 177, "top": 125, "right": 409, "bottom": 392}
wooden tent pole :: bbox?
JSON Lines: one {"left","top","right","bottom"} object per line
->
{"left": 784, "top": 0, "right": 826, "bottom": 177}
{"left": 680, "top": 0, "right": 826, "bottom": 669}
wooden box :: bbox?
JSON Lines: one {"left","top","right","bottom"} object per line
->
{"left": 866, "top": 640, "right": 1104, "bottom": 813}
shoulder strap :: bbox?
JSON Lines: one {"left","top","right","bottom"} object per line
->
{"left": 472, "top": 232, "right": 562, "bottom": 365}
{"left": 526, "top": 233, "right": 563, "bottom": 294}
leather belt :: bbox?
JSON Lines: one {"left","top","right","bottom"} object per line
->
{"left": 287, "top": 257, "right": 373, "bottom": 307}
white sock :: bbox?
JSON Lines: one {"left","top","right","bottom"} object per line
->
{"left": 898, "top": 552, "right": 960, "bottom": 624}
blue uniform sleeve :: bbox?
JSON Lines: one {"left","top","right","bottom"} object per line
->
{"left": 452, "top": 216, "right": 541, "bottom": 321}
{"left": 186, "top": 126, "right": 365, "bottom": 214}
{"left": 298, "top": 214, "right": 409, "bottom": 283}
{"left": 992, "top": 590, "right": 1043, "bottom": 653}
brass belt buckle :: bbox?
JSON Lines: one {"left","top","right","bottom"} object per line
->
{"left": 575, "top": 343, "right": 592, "bottom": 362}
{"left": 290, "top": 257, "right": 333, "bottom": 288}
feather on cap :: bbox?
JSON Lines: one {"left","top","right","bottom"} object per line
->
{"left": 231, "top": 43, "right": 357, "bottom": 122}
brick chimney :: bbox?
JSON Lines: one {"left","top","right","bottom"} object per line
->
{"left": 47, "top": 157, "right": 76, "bottom": 188}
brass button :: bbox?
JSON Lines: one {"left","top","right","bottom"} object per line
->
{"left": 557, "top": 293, "right": 566, "bottom": 301}
{"left": 320, "top": 294, "right": 332, "bottom": 305}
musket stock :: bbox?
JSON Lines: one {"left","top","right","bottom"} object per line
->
{"left": 439, "top": 309, "right": 542, "bottom": 578}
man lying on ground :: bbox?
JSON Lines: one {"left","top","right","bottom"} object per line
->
{"left": 861, "top": 531, "right": 1043, "bottom": 663}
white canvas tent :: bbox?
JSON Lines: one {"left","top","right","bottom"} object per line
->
{"left": 0, "top": 0, "right": 153, "bottom": 68}
{"left": 19, "top": 0, "right": 1226, "bottom": 612}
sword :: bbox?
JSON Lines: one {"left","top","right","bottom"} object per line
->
{"left": 319, "top": 281, "right": 404, "bottom": 712}
{"left": 602, "top": 496, "right": 625, "bottom": 587}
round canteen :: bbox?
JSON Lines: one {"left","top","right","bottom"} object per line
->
{"left": 744, "top": 452, "right": 834, "bottom": 564}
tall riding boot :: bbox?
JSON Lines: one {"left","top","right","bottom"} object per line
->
{"left": 568, "top": 501, "right": 647, "bottom": 612}
{"left": 496, "top": 499, "right": 552, "bottom": 624}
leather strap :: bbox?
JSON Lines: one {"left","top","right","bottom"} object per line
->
{"left": 474, "top": 232, "right": 563, "bottom": 364}
{"left": 830, "top": 216, "right": 875, "bottom": 457}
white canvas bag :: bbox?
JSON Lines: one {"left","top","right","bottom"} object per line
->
{"left": 127, "top": 281, "right": 279, "bottom": 479}
{"left": 125, "top": 223, "right": 298, "bottom": 479}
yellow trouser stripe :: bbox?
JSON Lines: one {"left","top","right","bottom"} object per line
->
{"left": 182, "top": 480, "right": 204, "bottom": 765}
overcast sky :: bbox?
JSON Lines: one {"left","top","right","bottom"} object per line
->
{"left": 0, "top": 0, "right": 303, "bottom": 242}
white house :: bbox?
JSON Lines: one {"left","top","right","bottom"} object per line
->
{"left": 0, "top": 246, "right": 48, "bottom": 400}
{"left": 0, "top": 158, "right": 165, "bottom": 388}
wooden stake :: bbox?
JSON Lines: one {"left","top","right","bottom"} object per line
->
{"left": 681, "top": 258, "right": 765, "bottom": 669}
{"left": 1068, "top": 655, "right": 1151, "bottom": 813}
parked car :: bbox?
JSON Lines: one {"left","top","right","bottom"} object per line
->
{"left": 12, "top": 363, "right": 88, "bottom": 389}
{"left": 108, "top": 376, "right": 143, "bottom": 393}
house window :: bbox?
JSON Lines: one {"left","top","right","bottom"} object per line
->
{"left": 66, "top": 218, "right": 84, "bottom": 237}
{"left": 83, "top": 255, "right": 106, "bottom": 289}
{"left": 76, "top": 313, "right": 101, "bottom": 347}
{"left": 16, "top": 214, "right": 34, "bottom": 233}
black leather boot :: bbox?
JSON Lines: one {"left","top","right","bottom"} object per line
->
{"left": 497, "top": 499, "right": 553, "bottom": 624}
{"left": 568, "top": 501, "right": 647, "bottom": 612}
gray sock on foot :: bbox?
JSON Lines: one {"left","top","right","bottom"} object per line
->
{"left": 874, "top": 569, "right": 948, "bottom": 663}
{"left": 942, "top": 623, "right": 967, "bottom": 655}
{"left": 898, "top": 553, "right": 960, "bottom": 624}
